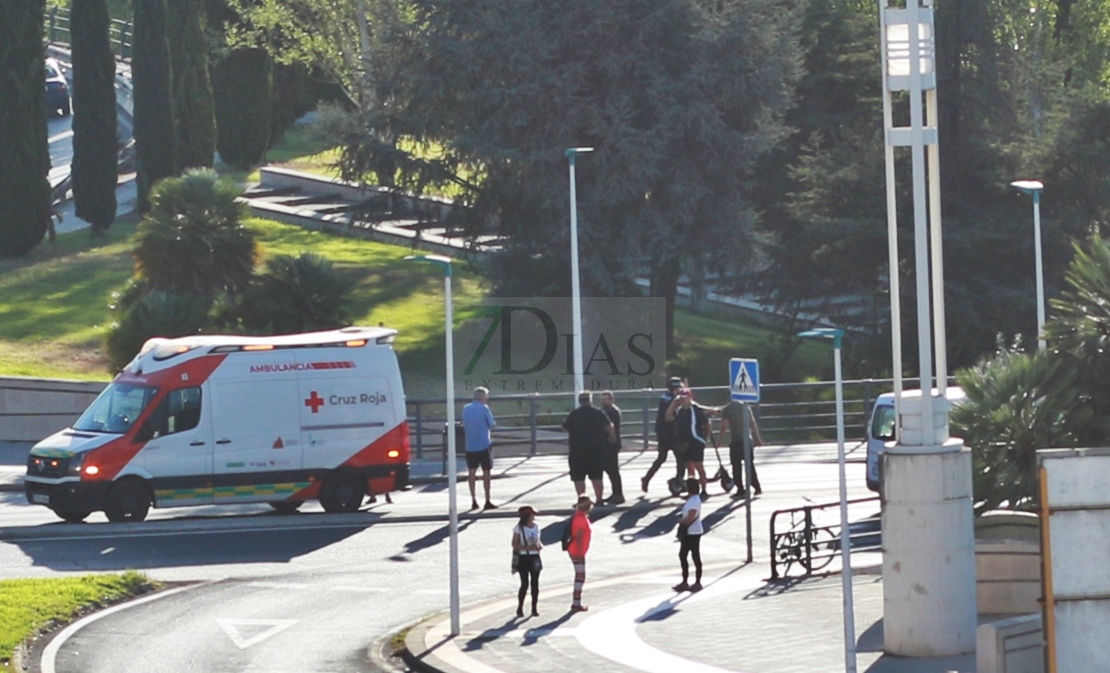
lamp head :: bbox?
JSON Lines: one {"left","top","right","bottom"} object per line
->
{"left": 1010, "top": 180, "right": 1044, "bottom": 194}
{"left": 564, "top": 147, "right": 595, "bottom": 159}
{"left": 798, "top": 327, "right": 846, "bottom": 348}
{"left": 404, "top": 254, "right": 454, "bottom": 276}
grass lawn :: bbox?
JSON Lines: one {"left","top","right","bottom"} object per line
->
{"left": 0, "top": 572, "right": 153, "bottom": 664}
{"left": 0, "top": 216, "right": 820, "bottom": 394}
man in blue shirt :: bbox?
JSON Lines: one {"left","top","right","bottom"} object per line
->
{"left": 462, "top": 386, "right": 497, "bottom": 510}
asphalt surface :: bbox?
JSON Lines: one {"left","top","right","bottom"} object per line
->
{"left": 0, "top": 442, "right": 883, "bottom": 672}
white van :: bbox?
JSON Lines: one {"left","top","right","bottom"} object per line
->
{"left": 25, "top": 327, "right": 411, "bottom": 523}
{"left": 865, "top": 387, "right": 966, "bottom": 492}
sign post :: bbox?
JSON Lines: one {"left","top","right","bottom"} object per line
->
{"left": 729, "top": 358, "right": 760, "bottom": 562}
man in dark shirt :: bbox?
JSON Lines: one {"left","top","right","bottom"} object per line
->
{"left": 641, "top": 377, "right": 686, "bottom": 494}
{"left": 562, "top": 392, "right": 615, "bottom": 506}
{"left": 600, "top": 391, "right": 624, "bottom": 505}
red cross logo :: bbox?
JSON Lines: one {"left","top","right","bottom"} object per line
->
{"left": 304, "top": 391, "right": 325, "bottom": 413}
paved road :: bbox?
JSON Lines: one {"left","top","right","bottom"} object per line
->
{"left": 0, "top": 448, "right": 875, "bottom": 672}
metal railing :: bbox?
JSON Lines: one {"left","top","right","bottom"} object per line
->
{"left": 45, "top": 6, "right": 133, "bottom": 59}
{"left": 403, "top": 378, "right": 925, "bottom": 461}
{"left": 769, "top": 496, "right": 882, "bottom": 580}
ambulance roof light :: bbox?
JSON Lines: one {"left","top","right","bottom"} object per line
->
{"left": 243, "top": 344, "right": 274, "bottom": 351}
{"left": 345, "top": 339, "right": 368, "bottom": 347}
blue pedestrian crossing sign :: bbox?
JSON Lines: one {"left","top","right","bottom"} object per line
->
{"left": 729, "top": 358, "right": 760, "bottom": 402}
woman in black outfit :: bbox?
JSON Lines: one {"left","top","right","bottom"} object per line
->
{"left": 512, "top": 505, "right": 543, "bottom": 617}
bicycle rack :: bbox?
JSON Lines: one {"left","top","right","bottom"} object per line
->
{"left": 769, "top": 496, "right": 881, "bottom": 580}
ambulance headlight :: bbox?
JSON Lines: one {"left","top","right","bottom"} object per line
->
{"left": 387, "top": 450, "right": 400, "bottom": 459}
{"left": 69, "top": 453, "right": 85, "bottom": 475}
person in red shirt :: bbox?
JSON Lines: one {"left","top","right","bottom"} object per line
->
{"left": 567, "top": 495, "right": 593, "bottom": 612}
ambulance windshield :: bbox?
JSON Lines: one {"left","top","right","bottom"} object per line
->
{"left": 73, "top": 383, "right": 158, "bottom": 434}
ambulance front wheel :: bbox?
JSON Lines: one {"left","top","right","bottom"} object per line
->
{"left": 104, "top": 480, "right": 151, "bottom": 522}
{"left": 53, "top": 507, "right": 92, "bottom": 523}
{"left": 320, "top": 471, "right": 365, "bottom": 513}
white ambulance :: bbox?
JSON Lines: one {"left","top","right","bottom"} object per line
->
{"left": 25, "top": 327, "right": 411, "bottom": 523}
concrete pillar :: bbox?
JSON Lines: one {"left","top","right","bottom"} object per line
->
{"left": 882, "top": 393, "right": 977, "bottom": 656}
{"left": 1038, "top": 447, "right": 1110, "bottom": 672}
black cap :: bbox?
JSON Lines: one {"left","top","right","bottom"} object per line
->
{"left": 667, "top": 377, "right": 683, "bottom": 389}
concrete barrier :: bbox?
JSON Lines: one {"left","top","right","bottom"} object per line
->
{"left": 976, "top": 613, "right": 1043, "bottom": 673}
{"left": 975, "top": 511, "right": 1042, "bottom": 615}
{"left": 0, "top": 377, "right": 105, "bottom": 442}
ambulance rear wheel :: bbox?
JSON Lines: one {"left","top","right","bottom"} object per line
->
{"left": 104, "top": 480, "right": 151, "bottom": 522}
{"left": 269, "top": 500, "right": 304, "bottom": 514}
{"left": 53, "top": 507, "right": 91, "bottom": 523}
{"left": 320, "top": 472, "right": 365, "bottom": 513}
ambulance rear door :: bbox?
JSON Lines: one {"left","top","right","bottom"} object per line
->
{"left": 296, "top": 349, "right": 397, "bottom": 468}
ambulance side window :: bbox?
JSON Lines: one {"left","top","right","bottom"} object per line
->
{"left": 138, "top": 387, "right": 202, "bottom": 442}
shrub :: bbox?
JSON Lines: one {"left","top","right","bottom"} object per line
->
{"left": 105, "top": 291, "right": 210, "bottom": 370}
{"left": 238, "top": 252, "right": 354, "bottom": 335}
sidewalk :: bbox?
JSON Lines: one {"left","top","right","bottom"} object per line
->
{"left": 403, "top": 563, "right": 975, "bottom": 673}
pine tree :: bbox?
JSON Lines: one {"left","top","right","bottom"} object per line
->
{"left": 71, "top": 0, "right": 119, "bottom": 234}
{"left": 132, "top": 0, "right": 177, "bottom": 212}
{"left": 167, "top": 0, "right": 216, "bottom": 169}
{"left": 0, "top": 0, "right": 51, "bottom": 256}
{"left": 213, "top": 48, "right": 272, "bottom": 169}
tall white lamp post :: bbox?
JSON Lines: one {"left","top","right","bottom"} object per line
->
{"left": 405, "top": 254, "right": 461, "bottom": 637}
{"left": 1010, "top": 179, "right": 1046, "bottom": 350}
{"left": 799, "top": 328, "right": 855, "bottom": 673}
{"left": 879, "top": 0, "right": 976, "bottom": 657}
{"left": 566, "top": 147, "right": 593, "bottom": 394}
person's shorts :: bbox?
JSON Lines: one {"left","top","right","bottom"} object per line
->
{"left": 465, "top": 448, "right": 492, "bottom": 471}
{"left": 569, "top": 454, "right": 604, "bottom": 481}
{"left": 681, "top": 441, "right": 705, "bottom": 463}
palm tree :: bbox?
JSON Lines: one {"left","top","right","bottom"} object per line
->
{"left": 953, "top": 347, "right": 1082, "bottom": 512}
{"left": 132, "top": 169, "right": 258, "bottom": 301}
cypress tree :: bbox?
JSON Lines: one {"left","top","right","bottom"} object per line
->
{"left": 167, "top": 0, "right": 216, "bottom": 169}
{"left": 0, "top": 0, "right": 51, "bottom": 256}
{"left": 71, "top": 0, "right": 119, "bottom": 234}
{"left": 213, "top": 48, "right": 272, "bottom": 169}
{"left": 132, "top": 0, "right": 177, "bottom": 212}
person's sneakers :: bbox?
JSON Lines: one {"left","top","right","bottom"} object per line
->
{"left": 570, "top": 604, "right": 589, "bottom": 613}
{"left": 470, "top": 501, "right": 480, "bottom": 511}
{"left": 483, "top": 501, "right": 498, "bottom": 510}
{"left": 672, "top": 582, "right": 690, "bottom": 592}
{"left": 690, "top": 582, "right": 703, "bottom": 592}
{"left": 607, "top": 495, "right": 626, "bottom": 505}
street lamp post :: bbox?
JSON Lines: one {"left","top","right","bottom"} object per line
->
{"left": 404, "top": 254, "right": 461, "bottom": 637}
{"left": 565, "top": 147, "right": 593, "bottom": 394}
{"left": 879, "top": 0, "right": 976, "bottom": 657}
{"left": 799, "top": 328, "right": 856, "bottom": 673}
{"left": 1010, "top": 180, "right": 1046, "bottom": 350}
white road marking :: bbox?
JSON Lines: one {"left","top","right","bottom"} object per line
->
{"left": 247, "top": 580, "right": 389, "bottom": 593}
{"left": 216, "top": 618, "right": 298, "bottom": 650}
{"left": 42, "top": 583, "right": 207, "bottom": 673}
{"left": 575, "top": 575, "right": 765, "bottom": 673}
{"left": 48, "top": 129, "right": 74, "bottom": 144}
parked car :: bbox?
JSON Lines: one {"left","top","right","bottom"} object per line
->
{"left": 865, "top": 387, "right": 966, "bottom": 493}
{"left": 45, "top": 57, "right": 70, "bottom": 117}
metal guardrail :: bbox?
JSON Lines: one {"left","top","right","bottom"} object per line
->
{"left": 769, "top": 496, "right": 882, "bottom": 580}
{"left": 45, "top": 5, "right": 133, "bottom": 59}
{"left": 402, "top": 378, "right": 927, "bottom": 460}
